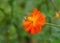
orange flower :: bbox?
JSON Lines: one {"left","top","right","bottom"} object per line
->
{"left": 54, "top": 12, "right": 60, "bottom": 18}
{"left": 22, "top": 8, "right": 46, "bottom": 34}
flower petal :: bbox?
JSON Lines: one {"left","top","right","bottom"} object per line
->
{"left": 30, "top": 8, "right": 38, "bottom": 17}
{"left": 25, "top": 23, "right": 33, "bottom": 32}
{"left": 35, "top": 27, "right": 41, "bottom": 33}
{"left": 22, "top": 21, "right": 31, "bottom": 27}
{"left": 30, "top": 28, "right": 35, "bottom": 34}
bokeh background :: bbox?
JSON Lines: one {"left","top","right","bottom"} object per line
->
{"left": 0, "top": 0, "right": 60, "bottom": 43}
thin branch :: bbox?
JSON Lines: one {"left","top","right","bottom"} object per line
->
{"left": 45, "top": 23, "right": 60, "bottom": 27}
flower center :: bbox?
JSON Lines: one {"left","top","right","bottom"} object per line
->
{"left": 28, "top": 16, "right": 37, "bottom": 26}
{"left": 24, "top": 16, "right": 37, "bottom": 26}
{"left": 28, "top": 17, "right": 34, "bottom": 22}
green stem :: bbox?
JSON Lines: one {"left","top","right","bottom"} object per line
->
{"left": 45, "top": 23, "right": 60, "bottom": 27}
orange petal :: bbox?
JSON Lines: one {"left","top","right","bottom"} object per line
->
{"left": 30, "top": 13, "right": 33, "bottom": 17}
{"left": 25, "top": 23, "right": 33, "bottom": 32}
{"left": 30, "top": 28, "right": 35, "bottom": 34}
{"left": 34, "top": 8, "right": 38, "bottom": 13}
{"left": 33, "top": 8, "right": 38, "bottom": 16}
{"left": 36, "top": 11, "right": 41, "bottom": 16}
{"left": 22, "top": 21, "right": 31, "bottom": 27}
{"left": 30, "top": 8, "right": 38, "bottom": 17}
{"left": 35, "top": 27, "right": 41, "bottom": 33}
{"left": 37, "top": 14, "right": 45, "bottom": 26}
{"left": 25, "top": 27, "right": 31, "bottom": 32}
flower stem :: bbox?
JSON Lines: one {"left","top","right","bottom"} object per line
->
{"left": 45, "top": 23, "right": 60, "bottom": 27}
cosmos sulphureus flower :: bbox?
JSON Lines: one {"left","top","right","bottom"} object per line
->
{"left": 54, "top": 12, "right": 60, "bottom": 18}
{"left": 22, "top": 8, "right": 46, "bottom": 34}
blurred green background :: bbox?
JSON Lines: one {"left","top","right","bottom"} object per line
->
{"left": 0, "top": 0, "right": 60, "bottom": 43}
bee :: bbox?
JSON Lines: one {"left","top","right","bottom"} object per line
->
{"left": 24, "top": 16, "right": 32, "bottom": 22}
{"left": 24, "top": 16, "right": 28, "bottom": 21}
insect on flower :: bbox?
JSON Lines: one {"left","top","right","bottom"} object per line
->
{"left": 22, "top": 8, "right": 46, "bottom": 34}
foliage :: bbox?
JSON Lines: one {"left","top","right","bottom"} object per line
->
{"left": 0, "top": 0, "right": 60, "bottom": 43}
